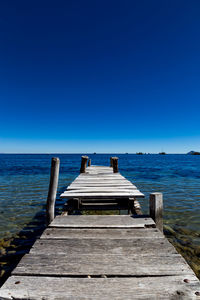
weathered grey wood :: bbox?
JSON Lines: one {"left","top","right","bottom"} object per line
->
{"left": 46, "top": 157, "right": 60, "bottom": 225}
{"left": 49, "top": 215, "right": 155, "bottom": 228}
{"left": 77, "top": 175, "right": 125, "bottom": 179}
{"left": 12, "top": 253, "right": 194, "bottom": 276}
{"left": 77, "top": 174, "right": 125, "bottom": 178}
{"left": 75, "top": 174, "right": 126, "bottom": 177}
{"left": 60, "top": 191, "right": 144, "bottom": 198}
{"left": 133, "top": 198, "right": 143, "bottom": 215}
{"left": 66, "top": 188, "right": 138, "bottom": 192}
{"left": 30, "top": 238, "right": 176, "bottom": 255}
{"left": 112, "top": 157, "right": 119, "bottom": 173}
{"left": 127, "top": 198, "right": 143, "bottom": 215}
{"left": 88, "top": 166, "right": 110, "bottom": 168}
{"left": 74, "top": 179, "right": 126, "bottom": 182}
{"left": 2, "top": 275, "right": 200, "bottom": 300}
{"left": 76, "top": 180, "right": 126, "bottom": 183}
{"left": 110, "top": 157, "right": 113, "bottom": 167}
{"left": 68, "top": 182, "right": 135, "bottom": 187}
{"left": 88, "top": 159, "right": 91, "bottom": 166}
{"left": 80, "top": 156, "right": 88, "bottom": 173}
{"left": 149, "top": 193, "right": 163, "bottom": 232}
{"left": 81, "top": 170, "right": 117, "bottom": 174}
{"left": 84, "top": 175, "right": 121, "bottom": 178}
{"left": 71, "top": 181, "right": 131, "bottom": 186}
{"left": 40, "top": 228, "right": 164, "bottom": 239}
{"left": 74, "top": 176, "right": 126, "bottom": 180}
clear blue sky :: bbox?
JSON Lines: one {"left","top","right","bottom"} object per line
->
{"left": 1, "top": 0, "right": 200, "bottom": 153}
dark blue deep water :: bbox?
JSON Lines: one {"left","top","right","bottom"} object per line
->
{"left": 0, "top": 154, "right": 200, "bottom": 281}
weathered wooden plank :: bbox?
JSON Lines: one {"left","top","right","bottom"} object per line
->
{"left": 60, "top": 191, "right": 144, "bottom": 198}
{"left": 29, "top": 238, "right": 176, "bottom": 255}
{"left": 78, "top": 173, "right": 124, "bottom": 176}
{"left": 68, "top": 183, "right": 135, "bottom": 187}
{"left": 78, "top": 174, "right": 124, "bottom": 177}
{"left": 65, "top": 189, "right": 139, "bottom": 193}
{"left": 3, "top": 275, "right": 200, "bottom": 300}
{"left": 78, "top": 178, "right": 125, "bottom": 180}
{"left": 2, "top": 275, "right": 200, "bottom": 300}
{"left": 87, "top": 166, "right": 112, "bottom": 169}
{"left": 49, "top": 215, "right": 155, "bottom": 228}
{"left": 72, "top": 175, "right": 129, "bottom": 178}
{"left": 87, "top": 171, "right": 113, "bottom": 173}
{"left": 69, "top": 181, "right": 132, "bottom": 184}
{"left": 87, "top": 170, "right": 113, "bottom": 172}
{"left": 73, "top": 181, "right": 131, "bottom": 185}
{"left": 75, "top": 174, "right": 127, "bottom": 178}
{"left": 78, "top": 173, "right": 123, "bottom": 176}
{"left": 12, "top": 253, "right": 194, "bottom": 276}
{"left": 67, "top": 186, "right": 135, "bottom": 190}
{"left": 40, "top": 228, "right": 164, "bottom": 239}
{"left": 74, "top": 177, "right": 131, "bottom": 180}
{"left": 71, "top": 181, "right": 132, "bottom": 185}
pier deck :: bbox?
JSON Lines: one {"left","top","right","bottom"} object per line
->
{"left": 1, "top": 164, "right": 200, "bottom": 299}
{"left": 61, "top": 165, "right": 144, "bottom": 199}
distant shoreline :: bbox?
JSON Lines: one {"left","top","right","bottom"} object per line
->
{"left": 0, "top": 153, "right": 199, "bottom": 155}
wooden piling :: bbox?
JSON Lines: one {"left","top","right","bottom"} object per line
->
{"left": 80, "top": 156, "right": 89, "bottom": 173}
{"left": 46, "top": 157, "right": 60, "bottom": 225}
{"left": 149, "top": 193, "right": 163, "bottom": 232}
{"left": 110, "top": 157, "right": 113, "bottom": 167}
{"left": 129, "top": 198, "right": 143, "bottom": 215}
{"left": 112, "top": 157, "right": 119, "bottom": 173}
{"left": 88, "top": 159, "right": 91, "bottom": 166}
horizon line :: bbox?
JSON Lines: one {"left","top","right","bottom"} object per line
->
{"left": 0, "top": 152, "right": 193, "bottom": 155}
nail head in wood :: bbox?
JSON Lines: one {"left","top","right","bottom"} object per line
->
{"left": 112, "top": 157, "right": 119, "bottom": 173}
{"left": 149, "top": 193, "right": 163, "bottom": 232}
{"left": 80, "top": 156, "right": 89, "bottom": 173}
{"left": 46, "top": 157, "right": 60, "bottom": 225}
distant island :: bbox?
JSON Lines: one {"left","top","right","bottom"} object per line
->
{"left": 187, "top": 151, "right": 200, "bottom": 155}
{"left": 136, "top": 152, "right": 143, "bottom": 155}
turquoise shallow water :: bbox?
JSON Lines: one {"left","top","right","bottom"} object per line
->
{"left": 0, "top": 153, "right": 200, "bottom": 282}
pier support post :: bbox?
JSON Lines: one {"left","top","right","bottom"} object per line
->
{"left": 112, "top": 157, "right": 119, "bottom": 173}
{"left": 88, "top": 159, "right": 91, "bottom": 166}
{"left": 149, "top": 193, "right": 163, "bottom": 232}
{"left": 110, "top": 157, "right": 113, "bottom": 167}
{"left": 128, "top": 197, "right": 143, "bottom": 215}
{"left": 80, "top": 156, "right": 89, "bottom": 173}
{"left": 46, "top": 157, "right": 60, "bottom": 225}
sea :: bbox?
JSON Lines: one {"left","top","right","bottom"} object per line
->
{"left": 0, "top": 153, "right": 200, "bottom": 284}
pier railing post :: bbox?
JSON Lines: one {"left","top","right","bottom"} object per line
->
{"left": 110, "top": 157, "right": 113, "bottom": 167}
{"left": 80, "top": 156, "right": 88, "bottom": 173}
{"left": 46, "top": 157, "right": 60, "bottom": 225}
{"left": 88, "top": 159, "right": 91, "bottom": 166}
{"left": 112, "top": 157, "right": 119, "bottom": 173}
{"left": 149, "top": 193, "right": 163, "bottom": 232}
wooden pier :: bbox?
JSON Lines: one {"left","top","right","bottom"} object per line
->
{"left": 1, "top": 157, "right": 200, "bottom": 299}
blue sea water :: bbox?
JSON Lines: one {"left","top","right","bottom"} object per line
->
{"left": 0, "top": 153, "right": 200, "bottom": 280}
